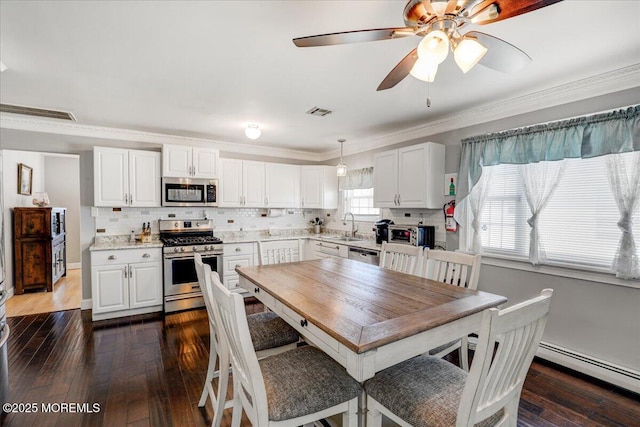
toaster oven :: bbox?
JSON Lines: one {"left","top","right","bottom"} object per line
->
{"left": 388, "top": 225, "right": 435, "bottom": 248}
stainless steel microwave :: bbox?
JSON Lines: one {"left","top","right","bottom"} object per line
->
{"left": 162, "top": 178, "right": 218, "bottom": 207}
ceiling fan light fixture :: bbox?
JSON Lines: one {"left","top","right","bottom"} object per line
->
{"left": 454, "top": 37, "right": 488, "bottom": 73}
{"left": 410, "top": 57, "right": 438, "bottom": 82}
{"left": 244, "top": 123, "right": 261, "bottom": 140}
{"left": 417, "top": 30, "right": 450, "bottom": 64}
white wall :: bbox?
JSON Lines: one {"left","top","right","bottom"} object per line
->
{"left": 1, "top": 150, "right": 46, "bottom": 292}
{"left": 44, "top": 155, "right": 81, "bottom": 265}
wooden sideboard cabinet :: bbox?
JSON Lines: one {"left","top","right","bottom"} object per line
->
{"left": 13, "top": 207, "right": 66, "bottom": 294}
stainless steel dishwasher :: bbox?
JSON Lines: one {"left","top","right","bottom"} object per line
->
{"left": 348, "top": 247, "right": 380, "bottom": 265}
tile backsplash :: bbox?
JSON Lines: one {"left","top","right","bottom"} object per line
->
{"left": 93, "top": 207, "right": 334, "bottom": 236}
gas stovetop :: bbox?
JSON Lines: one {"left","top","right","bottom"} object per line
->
{"left": 160, "top": 235, "right": 223, "bottom": 247}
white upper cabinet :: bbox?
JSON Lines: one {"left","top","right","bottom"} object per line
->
{"left": 374, "top": 142, "right": 445, "bottom": 209}
{"left": 219, "top": 159, "right": 266, "bottom": 207}
{"left": 265, "top": 163, "right": 300, "bottom": 208}
{"left": 162, "top": 144, "right": 219, "bottom": 179}
{"left": 94, "top": 147, "right": 161, "bottom": 207}
{"left": 300, "top": 166, "right": 338, "bottom": 209}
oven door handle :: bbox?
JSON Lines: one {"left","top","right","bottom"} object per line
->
{"left": 164, "top": 253, "right": 222, "bottom": 260}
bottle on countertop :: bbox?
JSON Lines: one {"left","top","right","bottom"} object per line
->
{"left": 130, "top": 229, "right": 136, "bottom": 242}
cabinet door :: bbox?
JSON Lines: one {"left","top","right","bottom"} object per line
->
{"left": 162, "top": 144, "right": 192, "bottom": 178}
{"left": 129, "top": 150, "right": 161, "bottom": 207}
{"left": 129, "top": 262, "right": 162, "bottom": 309}
{"left": 219, "top": 158, "right": 243, "bottom": 207}
{"left": 94, "top": 147, "right": 129, "bottom": 207}
{"left": 265, "top": 163, "right": 300, "bottom": 208}
{"left": 92, "top": 264, "right": 129, "bottom": 314}
{"left": 300, "top": 166, "right": 323, "bottom": 209}
{"left": 192, "top": 147, "right": 219, "bottom": 179}
{"left": 373, "top": 150, "right": 399, "bottom": 208}
{"left": 398, "top": 144, "right": 429, "bottom": 208}
{"left": 243, "top": 161, "right": 266, "bottom": 207}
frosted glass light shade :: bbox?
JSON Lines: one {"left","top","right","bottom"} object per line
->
{"left": 336, "top": 163, "right": 347, "bottom": 177}
{"left": 417, "top": 30, "right": 449, "bottom": 64}
{"left": 245, "top": 124, "right": 261, "bottom": 140}
{"left": 410, "top": 58, "right": 438, "bottom": 82}
{"left": 454, "top": 38, "right": 488, "bottom": 73}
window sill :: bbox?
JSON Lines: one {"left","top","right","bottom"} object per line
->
{"left": 479, "top": 254, "right": 640, "bottom": 290}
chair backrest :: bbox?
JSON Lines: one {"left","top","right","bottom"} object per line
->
{"left": 379, "top": 242, "right": 422, "bottom": 275}
{"left": 457, "top": 289, "right": 553, "bottom": 427}
{"left": 258, "top": 239, "right": 303, "bottom": 265}
{"left": 208, "top": 268, "right": 269, "bottom": 426}
{"left": 419, "top": 250, "right": 481, "bottom": 290}
{"left": 194, "top": 253, "right": 218, "bottom": 340}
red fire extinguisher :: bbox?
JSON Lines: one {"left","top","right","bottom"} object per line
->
{"left": 443, "top": 200, "right": 457, "bottom": 232}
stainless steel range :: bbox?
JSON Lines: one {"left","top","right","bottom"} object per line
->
{"left": 159, "top": 219, "right": 223, "bottom": 313}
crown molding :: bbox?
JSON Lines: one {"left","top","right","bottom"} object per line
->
{"left": 329, "top": 64, "right": 640, "bottom": 160}
{"left": 0, "top": 115, "right": 320, "bottom": 162}
{"left": 2, "top": 65, "right": 638, "bottom": 162}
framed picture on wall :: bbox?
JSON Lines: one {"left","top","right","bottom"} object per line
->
{"left": 18, "top": 163, "right": 33, "bottom": 195}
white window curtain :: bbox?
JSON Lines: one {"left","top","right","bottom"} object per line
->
{"left": 339, "top": 167, "right": 374, "bottom": 191}
{"left": 606, "top": 151, "right": 640, "bottom": 279}
{"left": 469, "top": 168, "right": 493, "bottom": 253}
{"left": 519, "top": 160, "right": 567, "bottom": 265}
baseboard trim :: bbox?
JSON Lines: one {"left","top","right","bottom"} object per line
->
{"left": 67, "top": 262, "right": 81, "bottom": 270}
{"left": 81, "top": 299, "right": 92, "bottom": 310}
{"left": 537, "top": 341, "right": 640, "bottom": 393}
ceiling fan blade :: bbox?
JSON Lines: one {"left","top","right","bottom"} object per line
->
{"left": 466, "top": 31, "right": 531, "bottom": 73}
{"left": 471, "top": 0, "right": 564, "bottom": 24}
{"left": 377, "top": 48, "right": 418, "bottom": 91}
{"left": 293, "top": 27, "right": 415, "bottom": 47}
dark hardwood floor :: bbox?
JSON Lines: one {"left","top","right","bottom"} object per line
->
{"left": 2, "top": 302, "right": 639, "bottom": 427}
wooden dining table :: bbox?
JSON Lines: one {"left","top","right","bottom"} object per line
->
{"left": 237, "top": 256, "right": 507, "bottom": 383}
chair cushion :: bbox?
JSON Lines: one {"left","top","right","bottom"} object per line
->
{"left": 247, "top": 311, "right": 300, "bottom": 351}
{"left": 428, "top": 339, "right": 460, "bottom": 356}
{"left": 259, "top": 345, "right": 362, "bottom": 421}
{"left": 365, "top": 355, "right": 503, "bottom": 427}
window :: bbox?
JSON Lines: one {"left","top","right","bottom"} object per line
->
{"left": 473, "top": 153, "right": 640, "bottom": 270}
{"left": 343, "top": 188, "right": 379, "bottom": 218}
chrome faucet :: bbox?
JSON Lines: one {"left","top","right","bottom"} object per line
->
{"left": 342, "top": 212, "right": 358, "bottom": 238}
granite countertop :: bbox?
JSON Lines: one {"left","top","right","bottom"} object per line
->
{"left": 90, "top": 239, "right": 164, "bottom": 251}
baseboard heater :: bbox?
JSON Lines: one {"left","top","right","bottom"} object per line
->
{"left": 537, "top": 341, "right": 640, "bottom": 394}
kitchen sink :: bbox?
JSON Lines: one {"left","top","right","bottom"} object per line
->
{"left": 334, "top": 237, "right": 362, "bottom": 242}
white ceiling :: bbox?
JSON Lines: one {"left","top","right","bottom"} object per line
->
{"left": 1, "top": 1, "right": 639, "bottom": 159}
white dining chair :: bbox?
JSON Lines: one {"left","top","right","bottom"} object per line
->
{"left": 208, "top": 266, "right": 362, "bottom": 427}
{"left": 365, "top": 289, "right": 553, "bottom": 427}
{"left": 379, "top": 242, "right": 422, "bottom": 275}
{"left": 194, "top": 254, "right": 300, "bottom": 427}
{"left": 418, "top": 249, "right": 482, "bottom": 371}
{"left": 258, "top": 239, "right": 304, "bottom": 265}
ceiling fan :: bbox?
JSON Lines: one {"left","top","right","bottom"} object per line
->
{"left": 293, "top": 0, "right": 563, "bottom": 91}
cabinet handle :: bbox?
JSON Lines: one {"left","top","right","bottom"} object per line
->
{"left": 129, "top": 266, "right": 132, "bottom": 277}
{"left": 130, "top": 193, "right": 133, "bottom": 205}
{"left": 124, "top": 194, "right": 128, "bottom": 204}
{"left": 143, "top": 253, "right": 150, "bottom": 258}
{"left": 124, "top": 266, "right": 128, "bottom": 278}
{"left": 318, "top": 243, "right": 339, "bottom": 250}
{"left": 235, "top": 247, "right": 241, "bottom": 252}
{"left": 397, "top": 194, "right": 401, "bottom": 205}
{"left": 300, "top": 319, "right": 308, "bottom": 327}
{"left": 265, "top": 197, "right": 268, "bottom": 205}
{"left": 235, "top": 264, "right": 241, "bottom": 268}
{"left": 301, "top": 198, "right": 304, "bottom": 207}
{"left": 254, "top": 287, "right": 260, "bottom": 293}
{"left": 108, "top": 255, "right": 117, "bottom": 260}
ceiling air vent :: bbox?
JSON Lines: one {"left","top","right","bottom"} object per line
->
{"left": 0, "top": 103, "right": 76, "bottom": 121}
{"left": 306, "top": 106, "right": 333, "bottom": 117}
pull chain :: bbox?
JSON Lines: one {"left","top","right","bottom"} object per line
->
{"left": 426, "top": 82, "right": 431, "bottom": 108}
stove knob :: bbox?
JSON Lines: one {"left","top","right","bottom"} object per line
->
{"left": 193, "top": 246, "right": 198, "bottom": 252}
{"left": 173, "top": 247, "right": 180, "bottom": 253}
{"left": 205, "top": 245, "right": 211, "bottom": 251}
{"left": 180, "top": 247, "right": 185, "bottom": 252}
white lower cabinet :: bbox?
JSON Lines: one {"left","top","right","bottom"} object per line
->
{"left": 222, "top": 243, "right": 256, "bottom": 293}
{"left": 306, "top": 240, "right": 349, "bottom": 260}
{"left": 91, "top": 248, "right": 162, "bottom": 320}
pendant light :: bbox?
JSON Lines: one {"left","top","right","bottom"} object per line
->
{"left": 245, "top": 123, "right": 261, "bottom": 140}
{"left": 336, "top": 139, "right": 347, "bottom": 177}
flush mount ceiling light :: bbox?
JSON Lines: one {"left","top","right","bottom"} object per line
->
{"left": 336, "top": 139, "right": 347, "bottom": 177}
{"left": 292, "top": 0, "right": 550, "bottom": 90}
{"left": 244, "top": 124, "right": 261, "bottom": 140}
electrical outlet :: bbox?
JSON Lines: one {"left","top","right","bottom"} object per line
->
{"left": 404, "top": 213, "right": 411, "bottom": 217}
